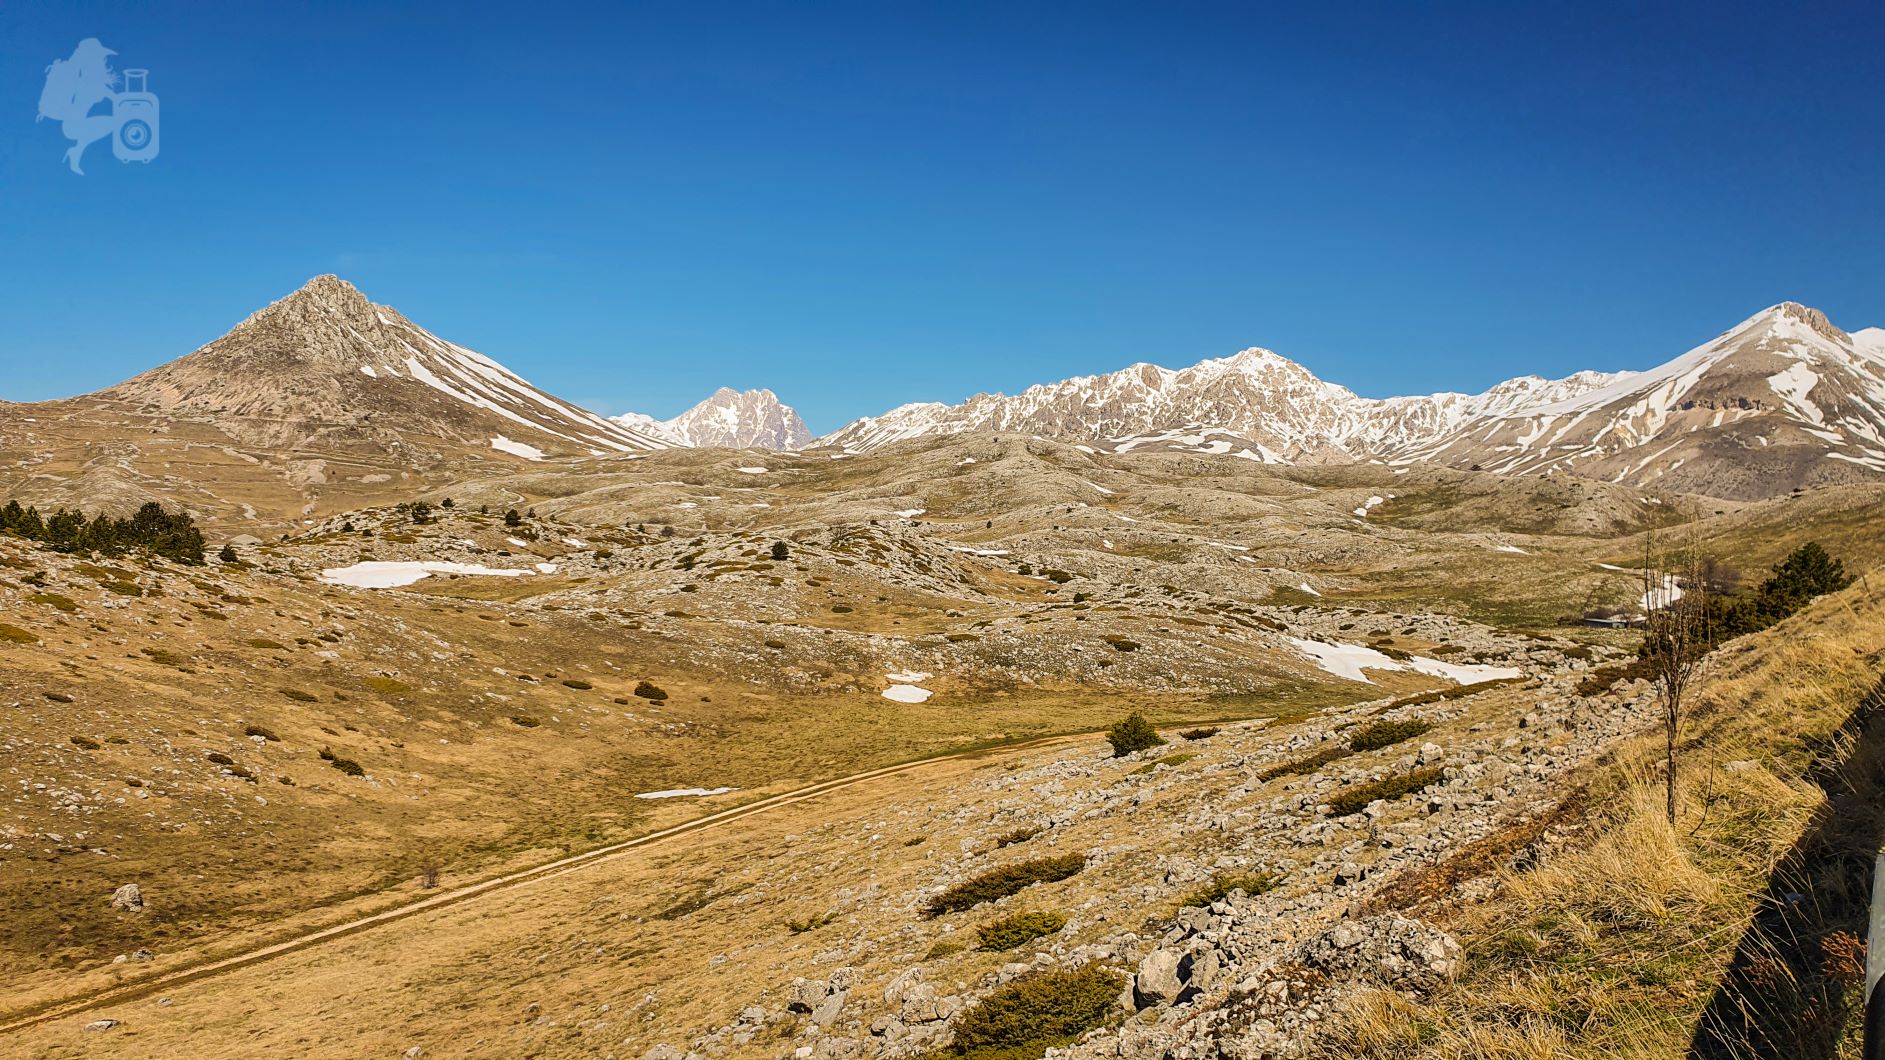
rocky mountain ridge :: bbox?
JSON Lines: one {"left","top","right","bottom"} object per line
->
{"left": 615, "top": 387, "right": 813, "bottom": 450}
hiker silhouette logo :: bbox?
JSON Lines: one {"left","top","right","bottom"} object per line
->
{"left": 37, "top": 39, "right": 160, "bottom": 175}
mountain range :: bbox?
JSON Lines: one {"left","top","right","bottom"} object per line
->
{"left": 6, "top": 276, "right": 1884, "bottom": 502}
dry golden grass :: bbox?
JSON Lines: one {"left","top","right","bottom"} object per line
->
{"left": 1316, "top": 573, "right": 1885, "bottom": 1059}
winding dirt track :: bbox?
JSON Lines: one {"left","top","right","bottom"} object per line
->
{"left": 0, "top": 727, "right": 1112, "bottom": 1037}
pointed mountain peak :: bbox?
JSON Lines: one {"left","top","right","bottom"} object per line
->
{"left": 617, "top": 387, "right": 813, "bottom": 450}
{"left": 1750, "top": 301, "right": 1848, "bottom": 344}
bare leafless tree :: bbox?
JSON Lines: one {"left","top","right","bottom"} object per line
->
{"left": 1642, "top": 528, "right": 1710, "bottom": 824}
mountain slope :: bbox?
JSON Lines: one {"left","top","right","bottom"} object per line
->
{"left": 613, "top": 387, "right": 813, "bottom": 450}
{"left": 821, "top": 349, "right": 1623, "bottom": 463}
{"left": 822, "top": 303, "right": 1885, "bottom": 498}
{"left": 98, "top": 275, "right": 668, "bottom": 458}
{"left": 1397, "top": 303, "right": 1885, "bottom": 498}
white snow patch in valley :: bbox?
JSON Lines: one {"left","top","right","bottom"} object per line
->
{"left": 882, "top": 684, "right": 933, "bottom": 704}
{"left": 1642, "top": 574, "right": 1684, "bottom": 611}
{"left": 1298, "top": 583, "right": 1321, "bottom": 597}
{"left": 535, "top": 562, "right": 558, "bottom": 574}
{"left": 491, "top": 436, "right": 545, "bottom": 461}
{"left": 737, "top": 466, "right": 769, "bottom": 474}
{"left": 1288, "top": 637, "right": 1520, "bottom": 685}
{"left": 894, "top": 508, "right": 927, "bottom": 519}
{"left": 507, "top": 537, "right": 528, "bottom": 547}
{"left": 359, "top": 365, "right": 377, "bottom": 378}
{"left": 635, "top": 787, "right": 736, "bottom": 800}
{"left": 947, "top": 545, "right": 1010, "bottom": 556}
{"left": 958, "top": 457, "right": 977, "bottom": 465}
{"left": 1352, "top": 496, "right": 1386, "bottom": 518}
{"left": 885, "top": 670, "right": 932, "bottom": 683}
{"left": 319, "top": 561, "right": 535, "bottom": 589}
{"left": 563, "top": 537, "right": 586, "bottom": 548}
{"left": 1493, "top": 545, "right": 1529, "bottom": 554}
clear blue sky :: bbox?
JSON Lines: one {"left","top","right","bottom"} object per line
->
{"left": 2, "top": 1, "right": 1880, "bottom": 433}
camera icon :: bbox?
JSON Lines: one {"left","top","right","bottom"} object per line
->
{"left": 112, "top": 69, "right": 159, "bottom": 163}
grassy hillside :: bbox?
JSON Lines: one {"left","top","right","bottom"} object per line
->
{"left": 1320, "top": 568, "right": 1885, "bottom": 1058}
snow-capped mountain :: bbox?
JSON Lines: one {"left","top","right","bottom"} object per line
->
{"left": 822, "top": 302, "right": 1885, "bottom": 498}
{"left": 612, "top": 387, "right": 812, "bottom": 450}
{"left": 97, "top": 275, "right": 669, "bottom": 458}
{"left": 821, "top": 348, "right": 1625, "bottom": 464}
{"left": 1395, "top": 302, "right": 1885, "bottom": 498}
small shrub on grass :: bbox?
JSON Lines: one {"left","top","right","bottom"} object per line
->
{"left": 1106, "top": 713, "right": 1164, "bottom": 757}
{"left": 633, "top": 681, "right": 668, "bottom": 701}
{"left": 510, "top": 715, "right": 540, "bottom": 728}
{"left": 318, "top": 747, "right": 365, "bottom": 777}
{"left": 1129, "top": 752, "right": 1195, "bottom": 776}
{"left": 1102, "top": 636, "right": 1140, "bottom": 652}
{"left": 1180, "top": 726, "right": 1219, "bottom": 741}
{"left": 764, "top": 639, "right": 787, "bottom": 650}
{"left": 279, "top": 688, "right": 318, "bottom": 703}
{"left": 1326, "top": 766, "right": 1446, "bottom": 817}
{"left": 977, "top": 911, "right": 1067, "bottom": 952}
{"left": 925, "top": 938, "right": 969, "bottom": 960}
{"left": 785, "top": 912, "right": 837, "bottom": 934}
{"left": 364, "top": 676, "right": 413, "bottom": 695}
{"left": 944, "top": 965, "right": 1123, "bottom": 1058}
{"left": 243, "top": 724, "right": 280, "bottom": 742}
{"left": 1258, "top": 746, "right": 1349, "bottom": 782}
{"left": 246, "top": 638, "right": 288, "bottom": 650}
{"left": 1180, "top": 872, "right": 1279, "bottom": 908}
{"left": 561, "top": 679, "right": 593, "bottom": 690}
{"left": 1348, "top": 719, "right": 1433, "bottom": 752}
{"left": 28, "top": 592, "right": 78, "bottom": 612}
{"left": 925, "top": 855, "right": 1086, "bottom": 917}
{"left": 205, "top": 752, "right": 235, "bottom": 766}
{"left": 69, "top": 735, "right": 101, "bottom": 750}
{"left": 0, "top": 622, "right": 38, "bottom": 644}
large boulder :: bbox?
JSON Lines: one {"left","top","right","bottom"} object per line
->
{"left": 110, "top": 883, "right": 144, "bottom": 913}
{"left": 1296, "top": 915, "right": 1462, "bottom": 993}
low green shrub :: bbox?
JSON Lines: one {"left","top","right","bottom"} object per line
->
{"left": 634, "top": 681, "right": 668, "bottom": 701}
{"left": 945, "top": 965, "right": 1122, "bottom": 1058}
{"left": 1326, "top": 766, "right": 1446, "bottom": 817}
{"left": 925, "top": 855, "right": 1086, "bottom": 917}
{"left": 1347, "top": 719, "right": 1433, "bottom": 752}
{"left": 561, "top": 679, "right": 593, "bottom": 690}
{"left": 1258, "top": 746, "right": 1349, "bottom": 781}
{"left": 1106, "top": 713, "right": 1164, "bottom": 757}
{"left": 785, "top": 912, "right": 837, "bottom": 934}
{"left": 1180, "top": 727, "right": 1219, "bottom": 741}
{"left": 0, "top": 622, "right": 38, "bottom": 644}
{"left": 318, "top": 747, "right": 365, "bottom": 777}
{"left": 977, "top": 910, "right": 1067, "bottom": 951}
{"left": 280, "top": 688, "right": 318, "bottom": 703}
{"left": 510, "top": 715, "right": 540, "bottom": 728}
{"left": 69, "top": 735, "right": 100, "bottom": 750}
{"left": 1179, "top": 872, "right": 1279, "bottom": 908}
{"left": 1130, "top": 752, "right": 1195, "bottom": 775}
{"left": 244, "top": 724, "right": 281, "bottom": 741}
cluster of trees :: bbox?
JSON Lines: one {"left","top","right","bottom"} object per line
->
{"left": 0, "top": 500, "right": 206, "bottom": 566}
{"left": 1696, "top": 542, "right": 1854, "bottom": 641}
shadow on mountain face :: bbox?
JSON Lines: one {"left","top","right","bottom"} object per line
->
{"left": 1688, "top": 676, "right": 1885, "bottom": 1059}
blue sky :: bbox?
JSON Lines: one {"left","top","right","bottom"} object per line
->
{"left": 2, "top": 1, "right": 1880, "bottom": 434}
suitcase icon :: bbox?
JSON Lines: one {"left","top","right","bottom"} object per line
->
{"left": 113, "top": 69, "right": 159, "bottom": 163}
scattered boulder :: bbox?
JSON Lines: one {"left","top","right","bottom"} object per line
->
{"left": 110, "top": 883, "right": 144, "bottom": 913}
